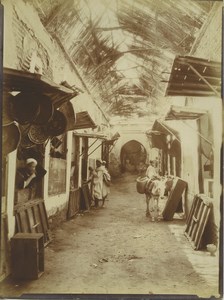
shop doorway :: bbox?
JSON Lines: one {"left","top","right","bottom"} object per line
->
{"left": 120, "top": 140, "right": 147, "bottom": 173}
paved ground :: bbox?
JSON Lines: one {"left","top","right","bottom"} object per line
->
{"left": 0, "top": 174, "right": 220, "bottom": 297}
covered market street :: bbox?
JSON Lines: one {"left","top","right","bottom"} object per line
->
{"left": 0, "top": 174, "right": 219, "bottom": 298}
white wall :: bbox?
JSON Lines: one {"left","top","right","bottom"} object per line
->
{"left": 43, "top": 132, "right": 72, "bottom": 217}
{"left": 6, "top": 151, "right": 17, "bottom": 238}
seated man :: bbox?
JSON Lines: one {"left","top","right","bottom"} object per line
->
{"left": 16, "top": 158, "right": 46, "bottom": 190}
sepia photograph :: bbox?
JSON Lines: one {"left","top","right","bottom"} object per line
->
{"left": 0, "top": 0, "right": 223, "bottom": 299}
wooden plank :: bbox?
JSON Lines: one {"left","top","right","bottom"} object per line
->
{"left": 81, "top": 183, "right": 91, "bottom": 211}
{"left": 186, "top": 196, "right": 199, "bottom": 235}
{"left": 67, "top": 189, "right": 80, "bottom": 218}
{"left": 32, "top": 205, "right": 42, "bottom": 233}
{"left": 188, "top": 197, "right": 200, "bottom": 236}
{"left": 38, "top": 202, "right": 51, "bottom": 244}
{"left": 15, "top": 214, "right": 22, "bottom": 232}
{"left": 194, "top": 206, "right": 211, "bottom": 250}
{"left": 26, "top": 208, "right": 36, "bottom": 233}
{"left": 191, "top": 201, "right": 204, "bottom": 242}
{"left": 38, "top": 203, "right": 48, "bottom": 232}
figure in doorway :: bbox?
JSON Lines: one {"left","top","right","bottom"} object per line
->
{"left": 92, "top": 159, "right": 104, "bottom": 208}
{"left": 87, "top": 166, "right": 94, "bottom": 199}
{"left": 102, "top": 160, "right": 111, "bottom": 206}
{"left": 144, "top": 160, "right": 160, "bottom": 220}
{"left": 15, "top": 158, "right": 46, "bottom": 190}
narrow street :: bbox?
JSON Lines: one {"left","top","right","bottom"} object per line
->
{"left": 0, "top": 174, "right": 219, "bottom": 297}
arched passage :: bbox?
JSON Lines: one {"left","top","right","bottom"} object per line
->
{"left": 120, "top": 140, "right": 147, "bottom": 173}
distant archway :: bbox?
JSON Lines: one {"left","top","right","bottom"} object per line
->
{"left": 120, "top": 140, "right": 147, "bottom": 173}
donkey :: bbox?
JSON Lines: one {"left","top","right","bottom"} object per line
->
{"left": 145, "top": 176, "right": 174, "bottom": 221}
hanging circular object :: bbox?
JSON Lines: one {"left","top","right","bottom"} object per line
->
{"left": 2, "top": 123, "right": 21, "bottom": 156}
{"left": 10, "top": 92, "right": 40, "bottom": 125}
{"left": 33, "top": 94, "right": 54, "bottom": 125}
{"left": 19, "top": 124, "right": 36, "bottom": 149}
{"left": 47, "top": 110, "right": 67, "bottom": 137}
{"left": 19, "top": 133, "right": 36, "bottom": 149}
{"left": 2, "top": 92, "right": 14, "bottom": 126}
{"left": 28, "top": 125, "right": 49, "bottom": 144}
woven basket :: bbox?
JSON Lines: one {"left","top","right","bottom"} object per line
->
{"left": 136, "top": 176, "right": 148, "bottom": 194}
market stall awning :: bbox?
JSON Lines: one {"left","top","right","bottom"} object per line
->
{"left": 73, "top": 131, "right": 107, "bottom": 157}
{"left": 72, "top": 111, "right": 97, "bottom": 130}
{"left": 73, "top": 132, "right": 106, "bottom": 139}
{"left": 152, "top": 120, "right": 180, "bottom": 142}
{"left": 165, "top": 105, "right": 207, "bottom": 120}
{"left": 103, "top": 132, "right": 120, "bottom": 145}
{"left": 165, "top": 56, "right": 221, "bottom": 97}
{"left": 147, "top": 120, "right": 180, "bottom": 149}
{"left": 3, "top": 68, "right": 78, "bottom": 108}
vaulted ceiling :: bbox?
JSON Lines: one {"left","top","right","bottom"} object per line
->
{"left": 32, "top": 0, "right": 213, "bottom": 120}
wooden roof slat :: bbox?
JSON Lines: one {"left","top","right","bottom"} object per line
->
{"left": 166, "top": 56, "right": 221, "bottom": 97}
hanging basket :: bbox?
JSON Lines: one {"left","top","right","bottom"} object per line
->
{"left": 136, "top": 176, "right": 148, "bottom": 194}
{"left": 33, "top": 94, "right": 54, "bottom": 125}
{"left": 46, "top": 110, "right": 67, "bottom": 137}
{"left": 10, "top": 92, "right": 40, "bottom": 125}
{"left": 19, "top": 124, "right": 36, "bottom": 149}
{"left": 28, "top": 125, "right": 50, "bottom": 144}
{"left": 2, "top": 123, "right": 21, "bottom": 156}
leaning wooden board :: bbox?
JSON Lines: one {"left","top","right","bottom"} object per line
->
{"left": 67, "top": 188, "right": 80, "bottom": 218}
{"left": 162, "top": 177, "right": 187, "bottom": 221}
{"left": 14, "top": 198, "right": 51, "bottom": 245}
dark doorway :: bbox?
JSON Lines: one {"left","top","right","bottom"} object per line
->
{"left": 120, "top": 140, "right": 147, "bottom": 173}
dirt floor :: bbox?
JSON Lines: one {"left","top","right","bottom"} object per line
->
{"left": 0, "top": 174, "right": 220, "bottom": 297}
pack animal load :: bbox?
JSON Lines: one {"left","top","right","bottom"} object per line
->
{"left": 136, "top": 176, "right": 148, "bottom": 194}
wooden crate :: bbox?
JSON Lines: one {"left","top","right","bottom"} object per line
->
{"left": 184, "top": 194, "right": 212, "bottom": 250}
{"left": 11, "top": 233, "right": 44, "bottom": 280}
{"left": 14, "top": 198, "right": 51, "bottom": 245}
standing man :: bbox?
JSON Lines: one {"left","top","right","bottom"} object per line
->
{"left": 92, "top": 159, "right": 104, "bottom": 208}
{"left": 145, "top": 160, "right": 159, "bottom": 219}
{"left": 101, "top": 160, "right": 111, "bottom": 206}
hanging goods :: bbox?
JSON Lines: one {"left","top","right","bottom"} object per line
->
{"left": 33, "top": 94, "right": 54, "bottom": 125}
{"left": 28, "top": 125, "right": 49, "bottom": 144}
{"left": 136, "top": 176, "right": 148, "bottom": 194}
{"left": 19, "top": 125, "right": 36, "bottom": 149}
{"left": 2, "top": 123, "right": 21, "bottom": 156}
{"left": 47, "top": 110, "right": 67, "bottom": 137}
{"left": 10, "top": 92, "right": 40, "bottom": 125}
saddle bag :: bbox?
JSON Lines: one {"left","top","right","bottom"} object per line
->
{"left": 136, "top": 176, "right": 148, "bottom": 194}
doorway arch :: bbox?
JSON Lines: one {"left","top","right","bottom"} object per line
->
{"left": 120, "top": 140, "right": 147, "bottom": 173}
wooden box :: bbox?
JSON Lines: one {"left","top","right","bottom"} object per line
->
{"left": 11, "top": 233, "right": 44, "bottom": 280}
